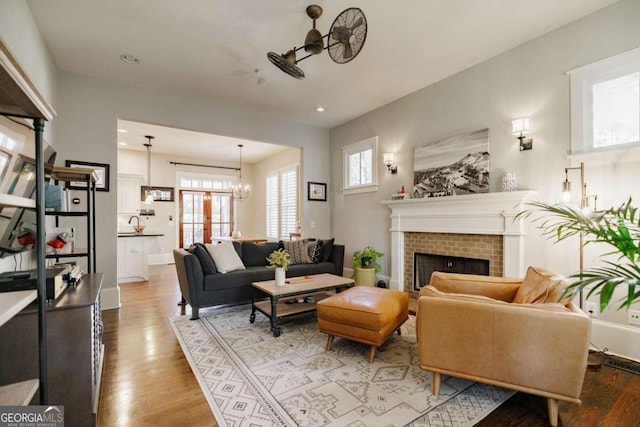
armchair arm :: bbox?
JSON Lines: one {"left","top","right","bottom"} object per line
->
{"left": 417, "top": 295, "right": 590, "bottom": 402}
{"left": 173, "top": 249, "right": 205, "bottom": 306}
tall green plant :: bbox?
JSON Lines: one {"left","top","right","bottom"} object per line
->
{"left": 517, "top": 197, "right": 640, "bottom": 311}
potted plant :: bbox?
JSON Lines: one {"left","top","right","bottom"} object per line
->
{"left": 267, "top": 248, "right": 292, "bottom": 287}
{"left": 352, "top": 246, "right": 384, "bottom": 286}
{"left": 517, "top": 197, "right": 639, "bottom": 311}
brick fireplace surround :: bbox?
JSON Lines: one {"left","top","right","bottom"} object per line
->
{"left": 381, "top": 191, "right": 536, "bottom": 294}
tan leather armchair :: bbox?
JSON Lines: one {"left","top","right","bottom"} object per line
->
{"left": 416, "top": 267, "right": 591, "bottom": 427}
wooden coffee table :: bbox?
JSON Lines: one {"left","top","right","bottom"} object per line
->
{"left": 250, "top": 273, "right": 354, "bottom": 337}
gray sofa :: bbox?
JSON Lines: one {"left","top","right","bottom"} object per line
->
{"left": 173, "top": 239, "right": 344, "bottom": 319}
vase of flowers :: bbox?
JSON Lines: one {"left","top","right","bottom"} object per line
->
{"left": 267, "top": 248, "right": 292, "bottom": 287}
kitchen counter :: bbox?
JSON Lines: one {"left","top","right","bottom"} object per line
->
{"left": 117, "top": 232, "right": 164, "bottom": 237}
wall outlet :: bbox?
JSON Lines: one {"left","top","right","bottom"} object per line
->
{"left": 585, "top": 301, "right": 599, "bottom": 318}
{"left": 629, "top": 310, "right": 640, "bottom": 326}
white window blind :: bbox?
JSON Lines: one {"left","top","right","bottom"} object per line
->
{"left": 265, "top": 166, "right": 298, "bottom": 240}
{"left": 280, "top": 167, "right": 297, "bottom": 240}
{"left": 266, "top": 172, "right": 279, "bottom": 240}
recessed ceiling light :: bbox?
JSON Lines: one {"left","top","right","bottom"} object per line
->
{"left": 118, "top": 142, "right": 127, "bottom": 146}
{"left": 117, "top": 128, "right": 127, "bottom": 133}
{"left": 315, "top": 106, "right": 326, "bottom": 112}
{"left": 120, "top": 53, "right": 140, "bottom": 64}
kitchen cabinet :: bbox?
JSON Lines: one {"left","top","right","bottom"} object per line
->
{"left": 117, "top": 236, "right": 147, "bottom": 282}
{"left": 117, "top": 174, "right": 142, "bottom": 214}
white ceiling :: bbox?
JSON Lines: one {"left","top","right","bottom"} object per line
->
{"left": 27, "top": 0, "right": 618, "bottom": 160}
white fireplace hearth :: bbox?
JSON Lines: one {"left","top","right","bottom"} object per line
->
{"left": 381, "top": 191, "right": 537, "bottom": 291}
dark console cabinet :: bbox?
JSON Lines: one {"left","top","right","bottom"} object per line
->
{"left": 0, "top": 273, "right": 104, "bottom": 427}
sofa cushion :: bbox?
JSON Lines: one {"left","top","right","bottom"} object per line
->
{"left": 429, "top": 272, "right": 521, "bottom": 302}
{"left": 242, "top": 242, "right": 280, "bottom": 267}
{"left": 283, "top": 240, "right": 312, "bottom": 264}
{"left": 189, "top": 243, "right": 217, "bottom": 275}
{"left": 287, "top": 262, "right": 336, "bottom": 276}
{"left": 204, "top": 266, "right": 274, "bottom": 291}
{"left": 320, "top": 238, "right": 334, "bottom": 262}
{"left": 205, "top": 241, "right": 245, "bottom": 273}
{"left": 513, "top": 266, "right": 565, "bottom": 304}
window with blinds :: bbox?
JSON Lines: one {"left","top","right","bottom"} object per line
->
{"left": 266, "top": 166, "right": 298, "bottom": 240}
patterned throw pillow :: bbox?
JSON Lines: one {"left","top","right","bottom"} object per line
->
{"left": 283, "top": 240, "right": 312, "bottom": 264}
{"left": 308, "top": 240, "right": 322, "bottom": 263}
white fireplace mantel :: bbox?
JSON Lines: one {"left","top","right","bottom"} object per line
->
{"left": 381, "top": 191, "right": 537, "bottom": 290}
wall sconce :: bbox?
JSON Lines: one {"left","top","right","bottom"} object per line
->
{"left": 383, "top": 152, "right": 398, "bottom": 174}
{"left": 512, "top": 117, "right": 532, "bottom": 151}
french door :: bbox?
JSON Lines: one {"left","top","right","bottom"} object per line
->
{"left": 179, "top": 190, "right": 233, "bottom": 247}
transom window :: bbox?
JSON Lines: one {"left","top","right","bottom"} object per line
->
{"left": 342, "top": 136, "right": 378, "bottom": 195}
{"left": 570, "top": 47, "right": 640, "bottom": 153}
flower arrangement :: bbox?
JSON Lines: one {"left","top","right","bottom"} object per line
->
{"left": 266, "top": 248, "right": 292, "bottom": 271}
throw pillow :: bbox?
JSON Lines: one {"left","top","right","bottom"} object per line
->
{"left": 205, "top": 241, "right": 245, "bottom": 273}
{"left": 309, "top": 240, "right": 322, "bottom": 263}
{"left": 188, "top": 243, "right": 217, "bottom": 275}
{"left": 283, "top": 240, "right": 312, "bottom": 264}
{"left": 513, "top": 266, "right": 563, "bottom": 304}
{"left": 320, "top": 238, "right": 334, "bottom": 262}
{"left": 242, "top": 242, "right": 280, "bottom": 267}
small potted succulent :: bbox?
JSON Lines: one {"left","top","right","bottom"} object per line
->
{"left": 352, "top": 246, "right": 384, "bottom": 286}
{"left": 267, "top": 248, "right": 292, "bottom": 287}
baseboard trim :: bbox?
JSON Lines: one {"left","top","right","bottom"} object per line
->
{"left": 590, "top": 319, "right": 640, "bottom": 363}
{"left": 101, "top": 285, "right": 121, "bottom": 310}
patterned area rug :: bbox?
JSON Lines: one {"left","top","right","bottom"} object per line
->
{"left": 170, "top": 308, "right": 514, "bottom": 427}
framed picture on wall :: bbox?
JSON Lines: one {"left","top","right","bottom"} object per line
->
{"left": 307, "top": 182, "right": 327, "bottom": 201}
{"left": 65, "top": 160, "right": 110, "bottom": 191}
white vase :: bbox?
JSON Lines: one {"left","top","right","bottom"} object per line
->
{"left": 501, "top": 173, "right": 517, "bottom": 192}
{"left": 275, "top": 267, "right": 286, "bottom": 287}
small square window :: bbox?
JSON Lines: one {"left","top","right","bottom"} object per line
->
{"left": 342, "top": 136, "right": 378, "bottom": 195}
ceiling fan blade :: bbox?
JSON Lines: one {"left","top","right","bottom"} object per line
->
{"left": 343, "top": 43, "right": 353, "bottom": 60}
{"left": 350, "top": 17, "right": 363, "bottom": 30}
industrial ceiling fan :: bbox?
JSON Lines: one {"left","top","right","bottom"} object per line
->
{"left": 267, "top": 5, "right": 367, "bottom": 79}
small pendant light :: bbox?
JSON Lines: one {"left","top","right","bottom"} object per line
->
{"left": 144, "top": 135, "right": 154, "bottom": 204}
{"left": 231, "top": 144, "right": 251, "bottom": 201}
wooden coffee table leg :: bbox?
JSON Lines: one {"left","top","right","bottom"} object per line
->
{"left": 270, "top": 296, "right": 281, "bottom": 337}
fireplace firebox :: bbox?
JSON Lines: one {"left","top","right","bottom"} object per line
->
{"left": 413, "top": 253, "right": 489, "bottom": 291}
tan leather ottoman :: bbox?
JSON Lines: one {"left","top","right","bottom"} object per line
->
{"left": 317, "top": 286, "right": 409, "bottom": 363}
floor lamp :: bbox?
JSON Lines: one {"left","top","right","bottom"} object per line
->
{"left": 561, "top": 162, "right": 600, "bottom": 368}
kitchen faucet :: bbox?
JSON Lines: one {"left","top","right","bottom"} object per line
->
{"left": 128, "top": 215, "right": 144, "bottom": 233}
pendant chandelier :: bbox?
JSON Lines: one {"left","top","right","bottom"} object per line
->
{"left": 231, "top": 144, "right": 251, "bottom": 201}
{"left": 144, "top": 135, "right": 154, "bottom": 205}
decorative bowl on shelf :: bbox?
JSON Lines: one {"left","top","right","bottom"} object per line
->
{"left": 133, "top": 226, "right": 145, "bottom": 233}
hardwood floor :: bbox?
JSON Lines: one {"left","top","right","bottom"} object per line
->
{"left": 97, "top": 264, "right": 640, "bottom": 426}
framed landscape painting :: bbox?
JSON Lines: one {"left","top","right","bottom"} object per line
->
{"left": 412, "top": 129, "right": 490, "bottom": 198}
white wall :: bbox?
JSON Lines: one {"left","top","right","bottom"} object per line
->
{"left": 329, "top": 0, "right": 640, "bottom": 360}
{"left": 53, "top": 71, "right": 329, "bottom": 309}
